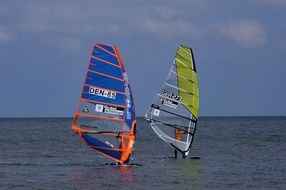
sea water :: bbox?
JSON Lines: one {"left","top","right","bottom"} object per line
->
{"left": 0, "top": 117, "right": 285, "bottom": 190}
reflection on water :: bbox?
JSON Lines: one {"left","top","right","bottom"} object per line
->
{"left": 69, "top": 164, "right": 137, "bottom": 188}
{"left": 117, "top": 165, "right": 136, "bottom": 182}
{"left": 182, "top": 159, "right": 202, "bottom": 179}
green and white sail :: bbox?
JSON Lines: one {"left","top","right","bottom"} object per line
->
{"left": 145, "top": 45, "right": 199, "bottom": 157}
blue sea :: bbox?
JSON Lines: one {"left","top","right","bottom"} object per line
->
{"left": 0, "top": 117, "right": 285, "bottom": 190}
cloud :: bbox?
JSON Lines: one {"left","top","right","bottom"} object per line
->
{"left": 142, "top": 19, "right": 201, "bottom": 39}
{"left": 217, "top": 19, "right": 267, "bottom": 48}
{"left": 0, "top": 26, "right": 12, "bottom": 42}
{"left": 18, "top": 2, "right": 129, "bottom": 37}
{"left": 47, "top": 36, "right": 84, "bottom": 53}
{"left": 151, "top": 6, "right": 180, "bottom": 19}
{"left": 21, "top": 3, "right": 84, "bottom": 33}
{"left": 0, "top": 1, "right": 210, "bottom": 45}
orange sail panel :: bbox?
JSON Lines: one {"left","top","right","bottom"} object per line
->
{"left": 72, "top": 43, "right": 136, "bottom": 164}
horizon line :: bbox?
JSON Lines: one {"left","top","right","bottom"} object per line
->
{"left": 0, "top": 115, "right": 285, "bottom": 119}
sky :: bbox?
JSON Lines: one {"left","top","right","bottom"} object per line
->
{"left": 0, "top": 0, "right": 285, "bottom": 117}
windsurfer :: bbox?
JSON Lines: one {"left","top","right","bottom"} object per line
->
{"left": 174, "top": 128, "right": 186, "bottom": 159}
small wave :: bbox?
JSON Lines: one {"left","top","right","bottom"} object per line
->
{"left": 0, "top": 162, "right": 40, "bottom": 167}
{"left": 105, "top": 162, "right": 143, "bottom": 167}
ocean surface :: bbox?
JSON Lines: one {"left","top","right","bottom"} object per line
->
{"left": 0, "top": 117, "right": 285, "bottom": 190}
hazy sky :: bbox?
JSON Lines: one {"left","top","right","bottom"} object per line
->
{"left": 0, "top": 0, "right": 285, "bottom": 117}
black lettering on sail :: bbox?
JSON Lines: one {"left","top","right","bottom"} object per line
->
{"left": 89, "top": 87, "right": 95, "bottom": 94}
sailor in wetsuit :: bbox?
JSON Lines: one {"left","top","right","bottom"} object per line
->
{"left": 117, "top": 124, "right": 136, "bottom": 165}
{"left": 174, "top": 128, "right": 186, "bottom": 159}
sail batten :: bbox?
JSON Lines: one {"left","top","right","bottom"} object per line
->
{"left": 164, "top": 82, "right": 190, "bottom": 93}
{"left": 175, "top": 58, "right": 192, "bottom": 69}
{"left": 145, "top": 44, "right": 199, "bottom": 157}
{"left": 170, "top": 70, "right": 196, "bottom": 84}
{"left": 91, "top": 56, "right": 122, "bottom": 69}
{"left": 95, "top": 44, "right": 117, "bottom": 56}
{"left": 79, "top": 98, "right": 126, "bottom": 108}
{"left": 150, "top": 104, "right": 196, "bottom": 122}
{"left": 87, "top": 69, "right": 124, "bottom": 82}
{"left": 149, "top": 118, "right": 194, "bottom": 135}
{"left": 72, "top": 43, "right": 136, "bottom": 164}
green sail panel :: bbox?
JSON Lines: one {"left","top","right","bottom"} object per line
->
{"left": 175, "top": 45, "right": 199, "bottom": 118}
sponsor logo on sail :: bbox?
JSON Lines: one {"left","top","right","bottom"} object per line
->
{"left": 153, "top": 109, "right": 160, "bottom": 116}
{"left": 82, "top": 106, "right": 89, "bottom": 113}
{"left": 123, "top": 72, "right": 132, "bottom": 119}
{"left": 103, "top": 105, "right": 124, "bottom": 115}
{"left": 161, "top": 91, "right": 182, "bottom": 101}
{"left": 162, "top": 99, "right": 178, "bottom": 109}
{"left": 95, "top": 104, "right": 104, "bottom": 112}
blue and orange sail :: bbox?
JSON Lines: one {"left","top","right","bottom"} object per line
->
{"left": 72, "top": 43, "right": 136, "bottom": 164}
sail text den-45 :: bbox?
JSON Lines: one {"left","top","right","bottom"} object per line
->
{"left": 72, "top": 43, "right": 136, "bottom": 164}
